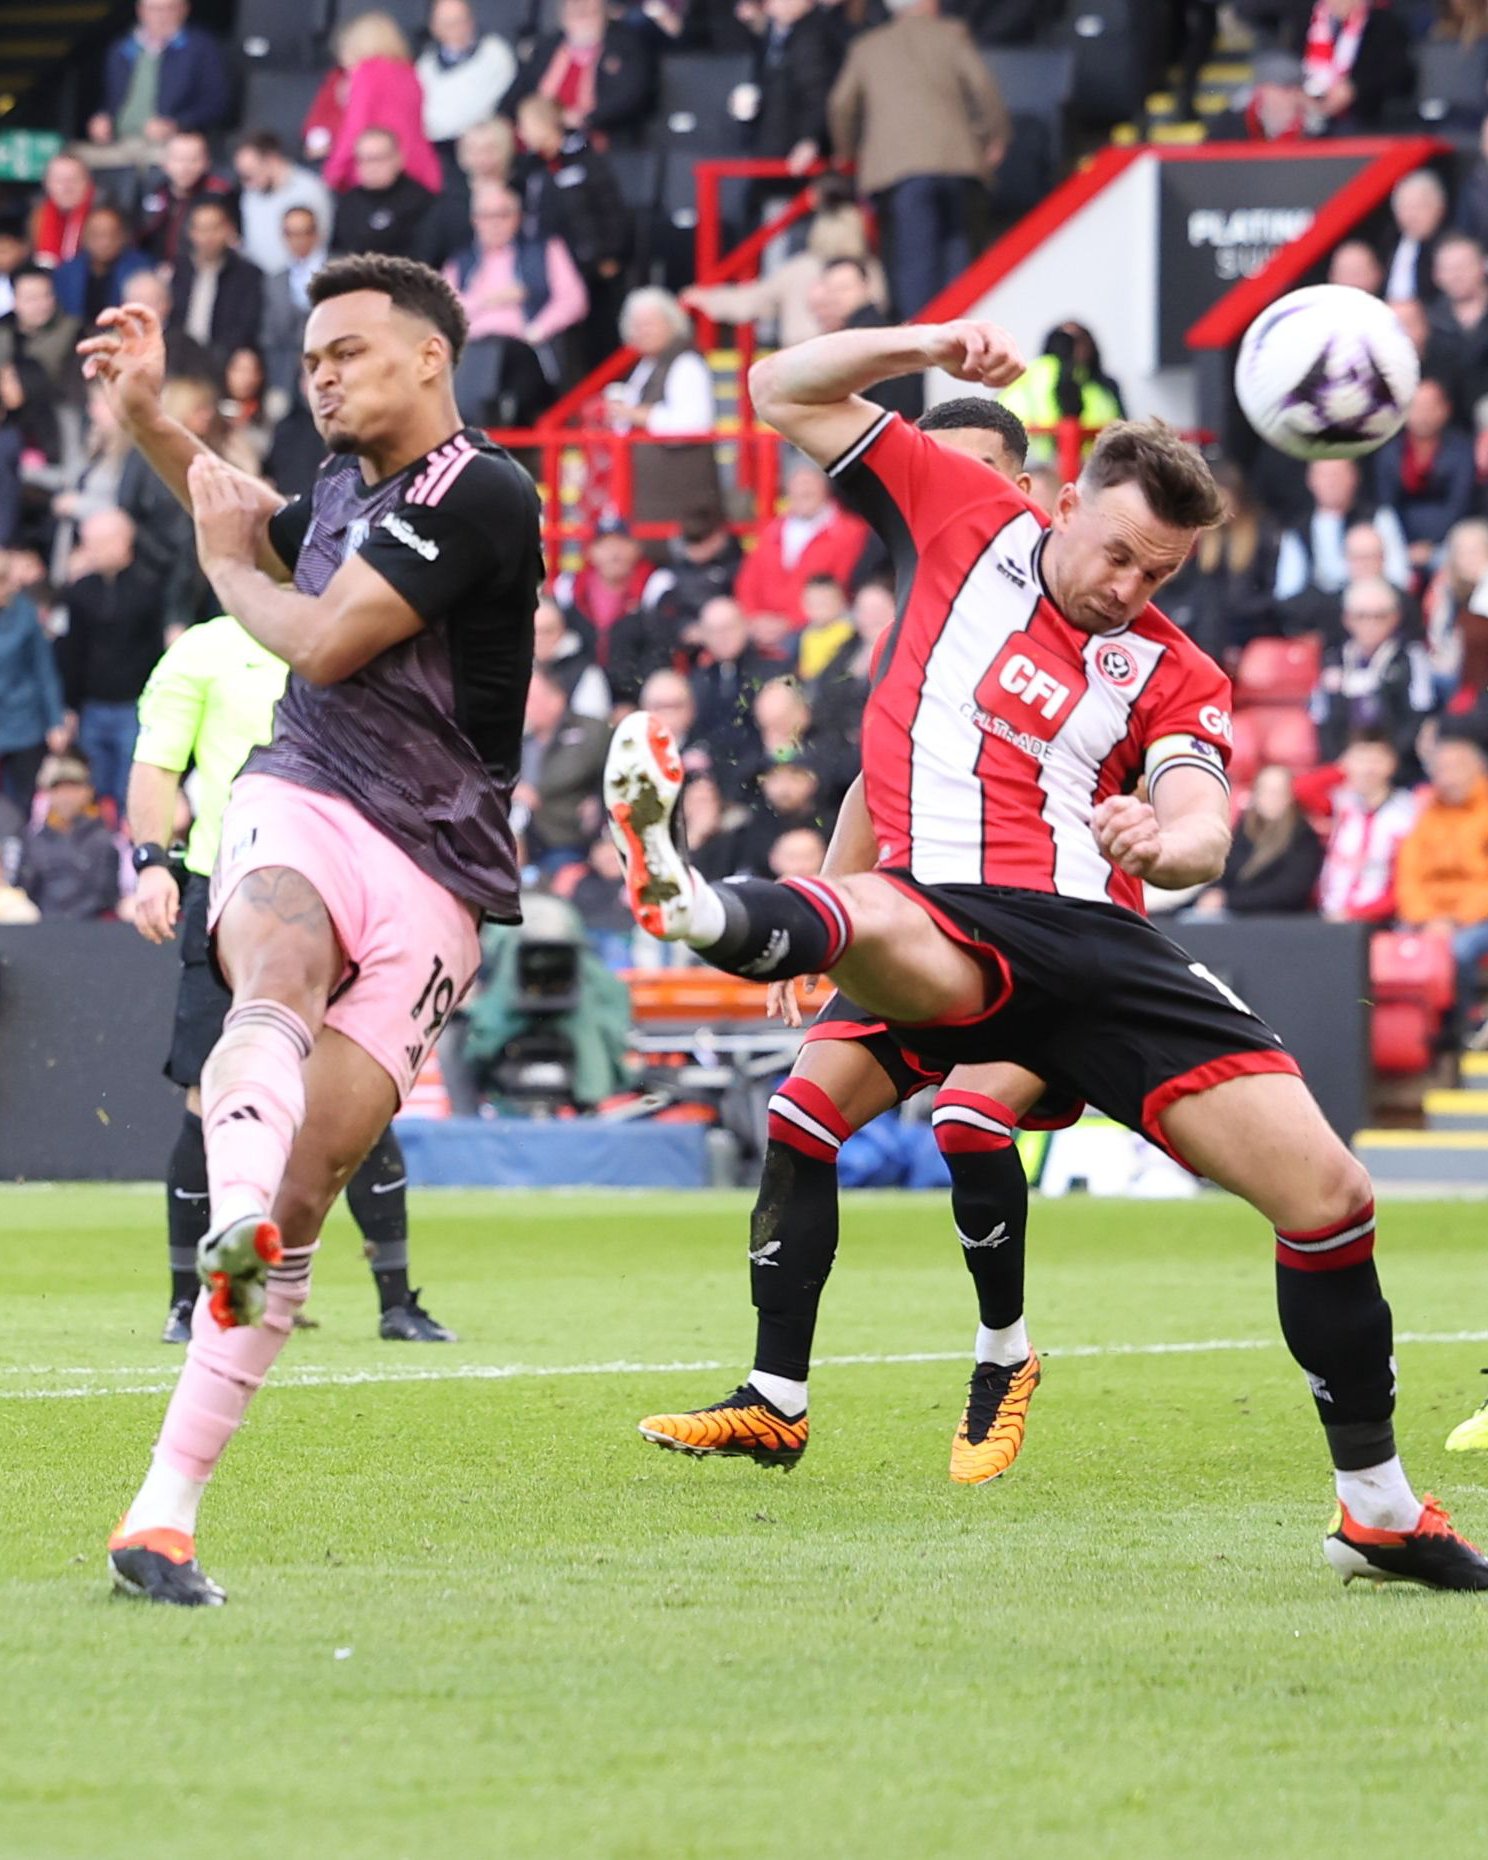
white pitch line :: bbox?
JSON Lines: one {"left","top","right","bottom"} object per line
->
{"left": 4, "top": 1330, "right": 1488, "bottom": 1402}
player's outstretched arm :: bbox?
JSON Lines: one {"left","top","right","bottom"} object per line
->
{"left": 187, "top": 453, "right": 422, "bottom": 683}
{"left": 749, "top": 322, "right": 1025, "bottom": 469}
{"left": 1094, "top": 769, "right": 1231, "bottom": 891}
{"left": 78, "top": 304, "right": 290, "bottom": 580}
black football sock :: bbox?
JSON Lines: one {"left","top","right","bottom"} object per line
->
{"left": 932, "top": 1090, "right": 1029, "bottom": 1343}
{"left": 346, "top": 1124, "right": 411, "bottom": 1313}
{"left": 695, "top": 876, "right": 851, "bottom": 981}
{"left": 749, "top": 1076, "right": 852, "bottom": 1392}
{"left": 1274, "top": 1201, "right": 1397, "bottom": 1471}
{"left": 166, "top": 1110, "right": 210, "bottom": 1305}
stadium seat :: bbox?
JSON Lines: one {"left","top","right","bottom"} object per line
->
{"left": 240, "top": 66, "right": 329, "bottom": 152}
{"left": 983, "top": 46, "right": 1074, "bottom": 172}
{"left": 1371, "top": 999, "right": 1435, "bottom": 1075}
{"left": 239, "top": 0, "right": 335, "bottom": 65}
{"left": 1058, "top": 0, "right": 1148, "bottom": 128}
{"left": 1370, "top": 930, "right": 1456, "bottom": 1014}
{"left": 1258, "top": 706, "right": 1318, "bottom": 771}
{"left": 1229, "top": 711, "right": 1263, "bottom": 787}
{"left": 1414, "top": 39, "right": 1488, "bottom": 130}
{"left": 1234, "top": 634, "right": 1322, "bottom": 708}
{"left": 647, "top": 54, "right": 754, "bottom": 157}
{"left": 654, "top": 153, "right": 748, "bottom": 291}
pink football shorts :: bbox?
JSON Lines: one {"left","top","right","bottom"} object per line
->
{"left": 209, "top": 774, "right": 481, "bottom": 1103}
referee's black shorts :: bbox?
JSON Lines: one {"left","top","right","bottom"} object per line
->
{"left": 872, "top": 874, "right": 1300, "bottom": 1169}
{"left": 164, "top": 872, "right": 231, "bottom": 1089}
{"left": 801, "top": 989, "right": 1084, "bottom": 1131}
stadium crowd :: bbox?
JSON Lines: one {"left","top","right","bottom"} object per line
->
{"left": 3, "top": 0, "right": 1488, "bottom": 1073}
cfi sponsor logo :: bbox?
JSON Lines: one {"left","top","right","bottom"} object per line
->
{"left": 1093, "top": 640, "right": 1138, "bottom": 687}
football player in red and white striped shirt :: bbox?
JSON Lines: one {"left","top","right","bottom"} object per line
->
{"left": 604, "top": 318, "right": 1488, "bottom": 1589}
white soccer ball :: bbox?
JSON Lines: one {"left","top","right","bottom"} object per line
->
{"left": 1234, "top": 284, "right": 1420, "bottom": 461}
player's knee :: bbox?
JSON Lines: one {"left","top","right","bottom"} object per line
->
{"left": 1284, "top": 1147, "right": 1374, "bottom": 1232}
{"left": 931, "top": 1086, "right": 1016, "bottom": 1157}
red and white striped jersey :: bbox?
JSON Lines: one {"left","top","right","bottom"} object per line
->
{"left": 833, "top": 412, "right": 1233, "bottom": 914}
{"left": 1318, "top": 788, "right": 1421, "bottom": 922}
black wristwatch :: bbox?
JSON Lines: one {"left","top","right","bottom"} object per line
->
{"left": 132, "top": 841, "right": 171, "bottom": 875}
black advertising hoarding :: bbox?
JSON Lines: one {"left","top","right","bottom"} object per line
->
{"left": 1158, "top": 152, "right": 1369, "bottom": 366}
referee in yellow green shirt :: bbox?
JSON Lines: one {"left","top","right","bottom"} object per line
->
{"left": 128, "top": 616, "right": 456, "bottom": 1345}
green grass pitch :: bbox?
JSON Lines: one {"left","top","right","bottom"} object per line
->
{"left": 4, "top": 1185, "right": 1488, "bottom": 1860}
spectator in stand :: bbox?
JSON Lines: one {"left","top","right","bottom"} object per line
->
{"left": 138, "top": 130, "right": 232, "bottom": 267}
{"left": 827, "top": 0, "right": 1008, "bottom": 315}
{"left": 738, "top": 747, "right": 826, "bottom": 875}
{"left": 1375, "top": 376, "right": 1477, "bottom": 576}
{"left": 118, "top": 376, "right": 240, "bottom": 635}
{"left": 688, "top": 594, "right": 772, "bottom": 792}
{"left": 769, "top": 824, "right": 828, "bottom": 878}
{"left": 0, "top": 555, "right": 66, "bottom": 813}
{"left": 999, "top": 322, "right": 1124, "bottom": 468}
{"left": 1192, "top": 764, "right": 1324, "bottom": 917}
{"left": 1329, "top": 239, "right": 1384, "bottom": 294}
{"left": 549, "top": 829, "right": 638, "bottom": 962}
{"left": 1311, "top": 575, "right": 1436, "bottom": 766}
{"left": 736, "top": 0, "right": 842, "bottom": 179}
{"left": 514, "top": 94, "right": 630, "bottom": 369}
{"left": 444, "top": 180, "right": 589, "bottom": 357}
{"left": 534, "top": 594, "right": 612, "bottom": 720}
{"left": 683, "top": 177, "right": 886, "bottom": 350}
{"left": 419, "top": 0, "right": 518, "bottom": 155}
{"left": 168, "top": 199, "right": 265, "bottom": 372}
{"left": 795, "top": 573, "right": 856, "bottom": 680}
{"left": 0, "top": 268, "right": 82, "bottom": 410}
{"left": 29, "top": 154, "right": 94, "bottom": 270}
{"left": 1395, "top": 731, "right": 1488, "bottom": 1030}
{"left": 331, "top": 129, "right": 439, "bottom": 261}
{"left": 16, "top": 753, "right": 120, "bottom": 920}
{"left": 807, "top": 254, "right": 921, "bottom": 417}
{"left": 735, "top": 462, "right": 869, "bottom": 626}
{"left": 640, "top": 503, "right": 743, "bottom": 634}
{"left": 423, "top": 115, "right": 517, "bottom": 269}
{"left": 220, "top": 347, "right": 274, "bottom": 475}
{"left": 52, "top": 207, "right": 147, "bottom": 325}
{"left": 113, "top": 265, "right": 213, "bottom": 386}
{"left": 1301, "top": 0, "right": 1411, "bottom": 134}
{"left": 48, "top": 387, "right": 130, "bottom": 580}
{"left": 1427, "top": 235, "right": 1488, "bottom": 433}
{"left": 1384, "top": 169, "right": 1448, "bottom": 305}
{"left": 636, "top": 666, "right": 701, "bottom": 759}
{"left": 232, "top": 132, "right": 333, "bottom": 278}
{"left": 1456, "top": 113, "right": 1488, "bottom": 250}
{"left": 503, "top": 0, "right": 657, "bottom": 147}
{"left": 1162, "top": 461, "right": 1279, "bottom": 662}
{"left": 514, "top": 665, "right": 612, "bottom": 865}
{"left": 1389, "top": 291, "right": 1465, "bottom": 416}
{"left": 554, "top": 514, "right": 653, "bottom": 663}
{"left": 319, "top": 12, "right": 442, "bottom": 196}
{"left": 751, "top": 672, "right": 852, "bottom": 805}
{"left": 260, "top": 206, "right": 328, "bottom": 406}
{"left": 85, "top": 0, "right": 232, "bottom": 166}
{"left": 607, "top": 288, "right": 722, "bottom": 534}
{"left": 1274, "top": 457, "right": 1411, "bottom": 605}
{"left": 1207, "top": 49, "right": 1321, "bottom": 140}
{"left": 1424, "top": 516, "right": 1488, "bottom": 694}
{"left": 681, "top": 772, "right": 742, "bottom": 883}
{"left": 805, "top": 575, "right": 890, "bottom": 740}
{"left": 55, "top": 509, "right": 163, "bottom": 814}
{"left": 1318, "top": 728, "right": 1421, "bottom": 924}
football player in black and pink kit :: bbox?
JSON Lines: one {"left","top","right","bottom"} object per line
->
{"left": 605, "top": 317, "right": 1488, "bottom": 1591}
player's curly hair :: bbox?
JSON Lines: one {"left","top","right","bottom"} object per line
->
{"left": 308, "top": 254, "right": 468, "bottom": 364}
{"left": 1082, "top": 418, "right": 1225, "bottom": 531}
{"left": 917, "top": 397, "right": 1029, "bottom": 468}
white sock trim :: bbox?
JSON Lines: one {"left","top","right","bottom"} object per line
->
{"left": 124, "top": 1451, "right": 208, "bottom": 1537}
{"left": 750, "top": 1370, "right": 807, "bottom": 1417}
{"left": 976, "top": 1319, "right": 1030, "bottom": 1368}
{"left": 1335, "top": 1455, "right": 1421, "bottom": 1533}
